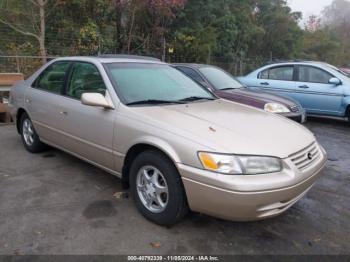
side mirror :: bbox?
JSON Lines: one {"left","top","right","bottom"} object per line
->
{"left": 329, "top": 77, "right": 341, "bottom": 86}
{"left": 81, "top": 93, "right": 114, "bottom": 109}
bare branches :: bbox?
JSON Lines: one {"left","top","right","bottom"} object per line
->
{"left": 0, "top": 0, "right": 47, "bottom": 63}
{"left": 45, "top": 0, "right": 60, "bottom": 18}
{"left": 0, "top": 17, "right": 39, "bottom": 40}
{"left": 28, "top": 0, "right": 39, "bottom": 7}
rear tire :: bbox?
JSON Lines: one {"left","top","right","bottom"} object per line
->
{"left": 129, "top": 150, "right": 189, "bottom": 226}
{"left": 20, "top": 112, "right": 47, "bottom": 153}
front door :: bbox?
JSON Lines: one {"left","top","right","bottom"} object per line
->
{"left": 58, "top": 61, "right": 116, "bottom": 171}
{"left": 294, "top": 65, "right": 343, "bottom": 116}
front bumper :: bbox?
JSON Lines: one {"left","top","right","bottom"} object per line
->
{"left": 281, "top": 111, "right": 307, "bottom": 123}
{"left": 177, "top": 148, "right": 326, "bottom": 221}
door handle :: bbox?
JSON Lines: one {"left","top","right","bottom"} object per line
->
{"left": 260, "top": 82, "right": 269, "bottom": 86}
{"left": 59, "top": 111, "right": 68, "bottom": 116}
{"left": 298, "top": 85, "right": 309, "bottom": 89}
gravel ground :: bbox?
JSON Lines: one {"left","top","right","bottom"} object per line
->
{"left": 0, "top": 118, "right": 349, "bottom": 255}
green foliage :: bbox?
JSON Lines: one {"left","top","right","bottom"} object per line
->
{"left": 0, "top": 0, "right": 349, "bottom": 71}
{"left": 252, "top": 0, "right": 303, "bottom": 59}
{"left": 301, "top": 28, "right": 342, "bottom": 65}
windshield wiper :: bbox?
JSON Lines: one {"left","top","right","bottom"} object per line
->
{"left": 126, "top": 99, "right": 185, "bottom": 106}
{"left": 220, "top": 87, "right": 243, "bottom": 90}
{"left": 220, "top": 87, "right": 236, "bottom": 90}
{"left": 178, "top": 96, "right": 216, "bottom": 102}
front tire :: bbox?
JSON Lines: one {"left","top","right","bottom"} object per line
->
{"left": 20, "top": 113, "right": 47, "bottom": 153}
{"left": 129, "top": 150, "right": 188, "bottom": 226}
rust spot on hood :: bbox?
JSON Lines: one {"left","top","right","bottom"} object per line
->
{"left": 209, "top": 126, "right": 216, "bottom": 132}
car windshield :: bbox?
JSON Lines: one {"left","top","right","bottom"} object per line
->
{"left": 106, "top": 63, "right": 215, "bottom": 105}
{"left": 325, "top": 64, "right": 350, "bottom": 79}
{"left": 199, "top": 67, "right": 243, "bottom": 90}
{"left": 338, "top": 69, "right": 350, "bottom": 78}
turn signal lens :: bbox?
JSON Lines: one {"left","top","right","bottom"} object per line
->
{"left": 198, "top": 152, "right": 243, "bottom": 174}
{"left": 198, "top": 152, "right": 282, "bottom": 175}
{"left": 198, "top": 153, "right": 218, "bottom": 170}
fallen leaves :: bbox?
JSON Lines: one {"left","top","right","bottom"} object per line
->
{"left": 113, "top": 192, "right": 129, "bottom": 199}
{"left": 150, "top": 242, "right": 161, "bottom": 248}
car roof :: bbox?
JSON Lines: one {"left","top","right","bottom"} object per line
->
{"left": 172, "top": 63, "right": 213, "bottom": 69}
{"left": 52, "top": 55, "right": 165, "bottom": 65}
{"left": 265, "top": 60, "right": 333, "bottom": 68}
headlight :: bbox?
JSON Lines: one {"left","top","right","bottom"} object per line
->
{"left": 198, "top": 152, "right": 282, "bottom": 175}
{"left": 264, "top": 103, "right": 290, "bottom": 113}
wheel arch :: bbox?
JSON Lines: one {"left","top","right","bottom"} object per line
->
{"left": 342, "top": 96, "right": 350, "bottom": 117}
{"left": 346, "top": 104, "right": 350, "bottom": 118}
{"left": 121, "top": 140, "right": 181, "bottom": 189}
{"left": 16, "top": 108, "right": 28, "bottom": 134}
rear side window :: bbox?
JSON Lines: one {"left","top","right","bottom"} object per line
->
{"left": 33, "top": 62, "right": 70, "bottom": 93}
{"left": 176, "top": 66, "right": 205, "bottom": 84}
{"left": 66, "top": 62, "right": 106, "bottom": 99}
{"left": 259, "top": 66, "right": 294, "bottom": 81}
{"left": 298, "top": 66, "right": 333, "bottom": 84}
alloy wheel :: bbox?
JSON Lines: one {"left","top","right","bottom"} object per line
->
{"left": 22, "top": 119, "right": 35, "bottom": 146}
{"left": 136, "top": 165, "right": 169, "bottom": 213}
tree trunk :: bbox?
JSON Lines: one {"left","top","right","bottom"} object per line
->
{"left": 38, "top": 0, "right": 47, "bottom": 64}
{"left": 115, "top": 0, "right": 123, "bottom": 52}
{"left": 127, "top": 6, "right": 137, "bottom": 54}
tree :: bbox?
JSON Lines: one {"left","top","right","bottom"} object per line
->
{"left": 170, "top": 0, "right": 262, "bottom": 64}
{"left": 0, "top": 0, "right": 53, "bottom": 63}
{"left": 301, "top": 29, "right": 342, "bottom": 64}
{"left": 110, "top": 0, "right": 186, "bottom": 56}
{"left": 252, "top": 0, "right": 303, "bottom": 59}
{"left": 321, "top": 0, "right": 350, "bottom": 65}
{"left": 304, "top": 15, "right": 322, "bottom": 32}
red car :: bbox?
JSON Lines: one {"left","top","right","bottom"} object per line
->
{"left": 173, "top": 64, "right": 306, "bottom": 123}
{"left": 341, "top": 68, "right": 350, "bottom": 75}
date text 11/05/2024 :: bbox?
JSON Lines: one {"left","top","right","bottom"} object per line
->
{"left": 127, "top": 256, "right": 220, "bottom": 261}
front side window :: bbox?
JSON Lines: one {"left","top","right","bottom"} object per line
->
{"left": 106, "top": 63, "right": 214, "bottom": 105}
{"left": 199, "top": 67, "right": 242, "bottom": 90}
{"left": 66, "top": 62, "right": 106, "bottom": 99}
{"left": 33, "top": 61, "right": 70, "bottom": 93}
{"left": 298, "top": 66, "right": 333, "bottom": 84}
{"left": 260, "top": 66, "right": 294, "bottom": 81}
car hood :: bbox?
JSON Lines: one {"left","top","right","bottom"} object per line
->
{"left": 215, "top": 88, "right": 297, "bottom": 109}
{"left": 130, "top": 99, "right": 314, "bottom": 158}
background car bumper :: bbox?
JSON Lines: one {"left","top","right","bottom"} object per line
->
{"left": 177, "top": 154, "right": 326, "bottom": 221}
{"left": 281, "top": 111, "right": 307, "bottom": 123}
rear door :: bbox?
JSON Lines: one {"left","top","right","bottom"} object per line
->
{"left": 256, "top": 65, "right": 296, "bottom": 99}
{"left": 57, "top": 61, "right": 116, "bottom": 170}
{"left": 26, "top": 61, "right": 71, "bottom": 144}
{"left": 294, "top": 65, "right": 343, "bottom": 115}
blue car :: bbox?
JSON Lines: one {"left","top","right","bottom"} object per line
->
{"left": 238, "top": 61, "right": 350, "bottom": 122}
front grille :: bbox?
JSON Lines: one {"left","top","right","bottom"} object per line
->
{"left": 290, "top": 105, "right": 300, "bottom": 113}
{"left": 289, "top": 142, "right": 321, "bottom": 170}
